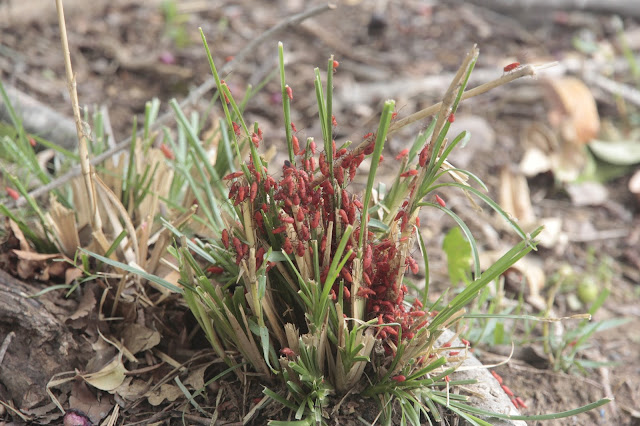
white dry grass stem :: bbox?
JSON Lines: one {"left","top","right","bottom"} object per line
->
{"left": 54, "top": 0, "right": 102, "bottom": 233}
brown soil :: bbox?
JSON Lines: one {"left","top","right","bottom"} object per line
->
{"left": 1, "top": 1, "right": 639, "bottom": 425}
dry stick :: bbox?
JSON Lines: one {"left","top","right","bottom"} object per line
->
{"left": 55, "top": 0, "right": 102, "bottom": 231}
{"left": 13, "top": 2, "right": 337, "bottom": 208}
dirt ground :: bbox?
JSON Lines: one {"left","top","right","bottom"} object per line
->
{"left": 1, "top": 0, "right": 639, "bottom": 425}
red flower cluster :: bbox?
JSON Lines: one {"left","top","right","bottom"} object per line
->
{"left": 215, "top": 130, "right": 430, "bottom": 346}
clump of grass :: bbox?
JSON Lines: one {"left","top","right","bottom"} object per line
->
{"left": 112, "top": 32, "right": 606, "bottom": 424}
{"left": 0, "top": 17, "right": 612, "bottom": 425}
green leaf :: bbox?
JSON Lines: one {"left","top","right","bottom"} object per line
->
{"left": 588, "top": 139, "right": 640, "bottom": 165}
{"left": 442, "top": 227, "right": 471, "bottom": 285}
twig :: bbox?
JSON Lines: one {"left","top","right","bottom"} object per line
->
{"left": 389, "top": 63, "right": 546, "bottom": 132}
{"left": 464, "top": 0, "right": 640, "bottom": 18}
{"left": 11, "top": 2, "right": 336, "bottom": 208}
{"left": 585, "top": 71, "right": 640, "bottom": 108}
{"left": 54, "top": 0, "right": 102, "bottom": 231}
{"left": 0, "top": 331, "right": 15, "bottom": 365}
{"left": 311, "top": 61, "right": 554, "bottom": 187}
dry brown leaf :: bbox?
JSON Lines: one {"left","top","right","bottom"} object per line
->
{"left": 69, "top": 380, "right": 113, "bottom": 425}
{"left": 544, "top": 77, "right": 600, "bottom": 145}
{"left": 65, "top": 267, "right": 84, "bottom": 284}
{"left": 8, "top": 218, "right": 30, "bottom": 251}
{"left": 68, "top": 287, "right": 97, "bottom": 321}
{"left": 184, "top": 364, "right": 211, "bottom": 391}
{"left": 81, "top": 355, "right": 127, "bottom": 392}
{"left": 47, "top": 196, "right": 80, "bottom": 258}
{"left": 146, "top": 384, "right": 183, "bottom": 406}
{"left": 11, "top": 249, "right": 60, "bottom": 262}
{"left": 498, "top": 167, "right": 536, "bottom": 225}
{"left": 113, "top": 377, "right": 150, "bottom": 401}
{"left": 121, "top": 323, "right": 161, "bottom": 354}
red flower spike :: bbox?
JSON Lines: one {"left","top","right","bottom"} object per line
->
{"left": 461, "top": 338, "right": 471, "bottom": 346}
{"left": 395, "top": 148, "right": 409, "bottom": 160}
{"left": 449, "top": 351, "right": 460, "bottom": 356}
{"left": 408, "top": 257, "right": 419, "bottom": 274}
{"left": 322, "top": 180, "right": 334, "bottom": 195}
{"left": 343, "top": 285, "right": 351, "bottom": 299}
{"left": 332, "top": 114, "right": 338, "bottom": 127}
{"left": 503, "top": 62, "right": 520, "bottom": 72}
{"left": 160, "top": 143, "right": 174, "bottom": 160}
{"left": 251, "top": 133, "right": 260, "bottom": 147}
{"left": 224, "top": 171, "right": 244, "bottom": 180}
{"left": 348, "top": 204, "right": 356, "bottom": 224}
{"left": 292, "top": 135, "right": 300, "bottom": 155}
{"left": 391, "top": 112, "right": 398, "bottom": 120}
{"left": 491, "top": 371, "right": 503, "bottom": 385}
{"left": 280, "top": 215, "right": 295, "bottom": 224}
{"left": 296, "top": 241, "right": 305, "bottom": 257}
{"left": 419, "top": 146, "right": 429, "bottom": 167}
{"left": 515, "top": 397, "right": 528, "bottom": 409}
{"left": 400, "top": 170, "right": 418, "bottom": 178}
{"left": 29, "top": 137, "right": 36, "bottom": 147}
{"left": 285, "top": 85, "right": 293, "bottom": 100}
{"left": 363, "top": 245, "right": 372, "bottom": 270}
{"left": 291, "top": 122, "right": 297, "bottom": 132}
{"left": 341, "top": 268, "right": 353, "bottom": 283}
{"left": 435, "top": 194, "right": 446, "bottom": 207}
{"left": 299, "top": 224, "right": 310, "bottom": 241}
{"left": 311, "top": 211, "right": 321, "bottom": 229}
{"left": 310, "top": 139, "right": 317, "bottom": 155}
{"left": 283, "top": 237, "right": 293, "bottom": 255}
{"left": 6, "top": 187, "right": 19, "bottom": 201}
{"left": 501, "top": 385, "right": 514, "bottom": 397}
{"left": 333, "top": 60, "right": 340, "bottom": 69}
{"left": 349, "top": 163, "right": 357, "bottom": 181}
{"left": 250, "top": 181, "right": 258, "bottom": 202}
{"left": 335, "top": 167, "right": 344, "bottom": 185}
{"left": 221, "top": 229, "right": 230, "bottom": 249}
{"left": 444, "top": 375, "right": 451, "bottom": 383}
{"left": 448, "top": 113, "right": 455, "bottom": 123}
{"left": 280, "top": 347, "right": 295, "bottom": 357}
{"left": 256, "top": 246, "right": 265, "bottom": 261}
{"left": 391, "top": 375, "right": 406, "bottom": 382}
{"left": 442, "top": 342, "right": 452, "bottom": 348}
{"left": 232, "top": 237, "right": 243, "bottom": 255}
{"left": 207, "top": 266, "right": 224, "bottom": 274}
{"left": 232, "top": 121, "right": 241, "bottom": 136}
{"left": 296, "top": 208, "right": 304, "bottom": 223}
{"left": 272, "top": 225, "right": 287, "bottom": 234}
{"left": 339, "top": 209, "right": 349, "bottom": 224}
{"left": 364, "top": 141, "right": 375, "bottom": 155}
